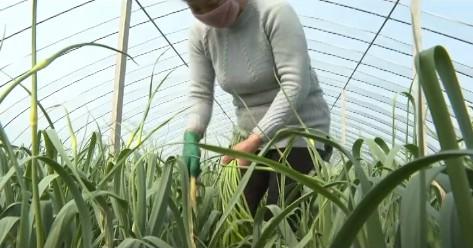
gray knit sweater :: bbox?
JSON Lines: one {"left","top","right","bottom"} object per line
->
{"left": 186, "top": 0, "right": 330, "bottom": 148}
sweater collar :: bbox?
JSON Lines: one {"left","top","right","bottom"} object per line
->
{"left": 227, "top": 0, "right": 253, "bottom": 29}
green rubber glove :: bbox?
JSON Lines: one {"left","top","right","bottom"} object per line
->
{"left": 183, "top": 131, "right": 201, "bottom": 177}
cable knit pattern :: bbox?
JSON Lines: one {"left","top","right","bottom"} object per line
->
{"left": 186, "top": 0, "right": 330, "bottom": 148}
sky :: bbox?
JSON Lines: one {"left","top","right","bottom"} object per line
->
{"left": 0, "top": 0, "right": 472, "bottom": 155}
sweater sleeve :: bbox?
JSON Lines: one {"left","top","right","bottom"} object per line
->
{"left": 186, "top": 25, "right": 216, "bottom": 138}
{"left": 252, "top": 1, "right": 312, "bottom": 140}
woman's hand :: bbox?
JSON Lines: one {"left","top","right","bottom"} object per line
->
{"left": 222, "top": 133, "right": 263, "bottom": 166}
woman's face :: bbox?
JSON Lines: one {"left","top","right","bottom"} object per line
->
{"left": 187, "top": 0, "right": 222, "bottom": 14}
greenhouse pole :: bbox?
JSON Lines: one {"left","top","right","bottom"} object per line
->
{"left": 111, "top": 0, "right": 132, "bottom": 153}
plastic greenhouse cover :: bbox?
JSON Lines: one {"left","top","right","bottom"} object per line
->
{"left": 0, "top": 0, "right": 471, "bottom": 156}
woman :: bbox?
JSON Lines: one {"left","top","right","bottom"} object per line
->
{"left": 182, "top": 0, "right": 332, "bottom": 216}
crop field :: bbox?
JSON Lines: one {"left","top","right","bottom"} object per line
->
{"left": 1, "top": 0, "right": 473, "bottom": 248}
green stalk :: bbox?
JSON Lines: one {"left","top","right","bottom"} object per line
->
{"left": 410, "top": 1, "right": 427, "bottom": 246}
{"left": 30, "top": 1, "right": 44, "bottom": 247}
{"left": 402, "top": 91, "right": 416, "bottom": 156}
{"left": 0, "top": 126, "right": 30, "bottom": 248}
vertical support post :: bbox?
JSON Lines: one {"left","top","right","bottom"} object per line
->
{"left": 111, "top": 0, "right": 132, "bottom": 153}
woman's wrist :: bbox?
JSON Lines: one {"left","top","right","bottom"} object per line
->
{"left": 248, "top": 133, "right": 263, "bottom": 147}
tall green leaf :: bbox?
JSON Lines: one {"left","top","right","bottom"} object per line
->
{"left": 400, "top": 167, "right": 444, "bottom": 248}
{"left": 330, "top": 149, "right": 473, "bottom": 248}
{"left": 0, "top": 217, "right": 19, "bottom": 245}
{"left": 36, "top": 156, "right": 92, "bottom": 248}
{"left": 439, "top": 193, "right": 466, "bottom": 248}
{"left": 0, "top": 124, "right": 31, "bottom": 248}
{"left": 352, "top": 139, "right": 387, "bottom": 248}
{"left": 252, "top": 193, "right": 312, "bottom": 248}
{"left": 147, "top": 158, "right": 173, "bottom": 235}
{"left": 416, "top": 46, "right": 473, "bottom": 246}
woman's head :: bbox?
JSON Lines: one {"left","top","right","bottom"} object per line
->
{"left": 184, "top": 0, "right": 247, "bottom": 28}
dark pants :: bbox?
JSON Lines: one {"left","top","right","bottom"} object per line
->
{"left": 243, "top": 146, "right": 332, "bottom": 218}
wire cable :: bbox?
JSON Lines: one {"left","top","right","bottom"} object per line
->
{"left": 2, "top": 0, "right": 99, "bottom": 41}
{"left": 302, "top": 21, "right": 473, "bottom": 79}
{"left": 330, "top": 0, "right": 400, "bottom": 110}
{"left": 10, "top": 64, "right": 186, "bottom": 142}
{"left": 134, "top": 0, "right": 235, "bottom": 127}
{"left": 317, "top": 0, "right": 473, "bottom": 46}
{"left": 381, "top": 0, "right": 473, "bottom": 28}
{"left": 2, "top": 39, "right": 188, "bottom": 122}
{"left": 134, "top": 0, "right": 187, "bottom": 67}
{"left": 0, "top": 0, "right": 27, "bottom": 12}
{"left": 29, "top": 1, "right": 171, "bottom": 56}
